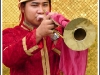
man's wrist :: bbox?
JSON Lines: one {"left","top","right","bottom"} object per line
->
{"left": 51, "top": 33, "right": 59, "bottom": 41}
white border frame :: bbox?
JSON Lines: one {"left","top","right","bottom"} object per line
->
{"left": 1, "top": 0, "right": 99, "bottom": 75}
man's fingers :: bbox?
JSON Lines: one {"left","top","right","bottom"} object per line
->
{"left": 44, "top": 12, "right": 55, "bottom": 20}
{"left": 49, "top": 30, "right": 54, "bottom": 34}
{"left": 48, "top": 24, "right": 55, "bottom": 30}
{"left": 44, "top": 12, "right": 58, "bottom": 20}
{"left": 44, "top": 14, "right": 51, "bottom": 20}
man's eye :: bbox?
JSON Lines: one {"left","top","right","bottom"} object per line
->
{"left": 31, "top": 5, "right": 38, "bottom": 6}
{"left": 43, "top": 4, "right": 48, "bottom": 7}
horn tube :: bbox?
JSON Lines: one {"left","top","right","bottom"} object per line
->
{"left": 73, "top": 27, "right": 86, "bottom": 41}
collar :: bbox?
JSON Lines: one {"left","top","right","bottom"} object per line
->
{"left": 21, "top": 21, "right": 34, "bottom": 31}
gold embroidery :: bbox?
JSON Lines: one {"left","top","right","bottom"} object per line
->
{"left": 43, "top": 38, "right": 50, "bottom": 75}
{"left": 23, "top": 21, "right": 33, "bottom": 31}
{"left": 21, "top": 21, "right": 34, "bottom": 31}
{"left": 60, "top": 70, "right": 64, "bottom": 75}
{"left": 41, "top": 38, "right": 50, "bottom": 75}
{"left": 22, "top": 37, "right": 27, "bottom": 50}
{"left": 21, "top": 25, "right": 29, "bottom": 31}
{"left": 52, "top": 48, "right": 61, "bottom": 55}
{"left": 28, "top": 45, "right": 38, "bottom": 53}
{"left": 3, "top": 45, "right": 11, "bottom": 51}
{"left": 22, "top": 37, "right": 38, "bottom": 56}
{"left": 41, "top": 49, "right": 46, "bottom": 75}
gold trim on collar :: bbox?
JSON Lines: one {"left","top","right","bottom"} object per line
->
{"left": 21, "top": 25, "right": 29, "bottom": 31}
{"left": 23, "top": 21, "right": 34, "bottom": 31}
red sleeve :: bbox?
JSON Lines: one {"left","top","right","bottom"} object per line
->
{"left": 3, "top": 28, "right": 43, "bottom": 68}
{"left": 52, "top": 26, "right": 64, "bottom": 55}
{"left": 51, "top": 13, "right": 70, "bottom": 55}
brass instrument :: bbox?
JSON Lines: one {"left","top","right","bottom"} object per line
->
{"left": 53, "top": 18, "right": 96, "bottom": 51}
{"left": 43, "top": 10, "right": 96, "bottom": 51}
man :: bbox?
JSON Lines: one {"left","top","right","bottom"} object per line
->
{"left": 3, "top": 0, "right": 88, "bottom": 75}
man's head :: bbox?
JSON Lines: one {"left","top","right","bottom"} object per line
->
{"left": 19, "top": 0, "right": 51, "bottom": 27}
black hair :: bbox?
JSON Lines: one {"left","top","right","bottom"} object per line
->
{"left": 49, "top": 0, "right": 51, "bottom": 7}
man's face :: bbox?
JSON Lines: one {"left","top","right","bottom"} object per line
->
{"left": 22, "top": 0, "right": 50, "bottom": 27}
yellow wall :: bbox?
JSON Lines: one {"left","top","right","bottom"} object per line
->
{"left": 2, "top": 0, "right": 98, "bottom": 75}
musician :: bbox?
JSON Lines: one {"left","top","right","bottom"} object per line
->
{"left": 3, "top": 0, "right": 88, "bottom": 75}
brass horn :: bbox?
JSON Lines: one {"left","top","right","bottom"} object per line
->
{"left": 54, "top": 18, "right": 96, "bottom": 51}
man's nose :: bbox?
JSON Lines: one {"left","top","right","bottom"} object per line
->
{"left": 37, "top": 6, "right": 45, "bottom": 14}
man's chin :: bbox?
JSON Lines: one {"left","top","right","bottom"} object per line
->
{"left": 37, "top": 19, "right": 43, "bottom": 22}
{"left": 35, "top": 21, "right": 42, "bottom": 26}
{"left": 37, "top": 19, "right": 43, "bottom": 23}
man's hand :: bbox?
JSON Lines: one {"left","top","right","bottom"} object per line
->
{"left": 36, "top": 13, "right": 58, "bottom": 43}
{"left": 36, "top": 13, "right": 56, "bottom": 38}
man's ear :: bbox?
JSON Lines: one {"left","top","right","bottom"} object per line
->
{"left": 20, "top": 3, "right": 25, "bottom": 13}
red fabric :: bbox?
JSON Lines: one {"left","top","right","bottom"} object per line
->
{"left": 59, "top": 42, "right": 88, "bottom": 75}
{"left": 3, "top": 13, "right": 88, "bottom": 75}
{"left": 3, "top": 24, "right": 63, "bottom": 75}
{"left": 50, "top": 13, "right": 88, "bottom": 75}
{"left": 51, "top": 14, "right": 70, "bottom": 28}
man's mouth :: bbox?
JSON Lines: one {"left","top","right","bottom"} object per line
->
{"left": 36, "top": 15, "right": 45, "bottom": 21}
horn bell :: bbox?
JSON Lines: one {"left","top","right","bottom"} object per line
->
{"left": 63, "top": 18, "right": 96, "bottom": 51}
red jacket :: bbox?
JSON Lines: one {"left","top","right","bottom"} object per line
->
{"left": 3, "top": 23, "right": 65, "bottom": 75}
{"left": 3, "top": 14, "right": 88, "bottom": 75}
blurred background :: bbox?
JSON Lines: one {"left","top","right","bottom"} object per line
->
{"left": 2, "top": 0, "right": 98, "bottom": 75}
